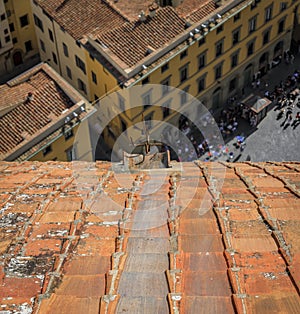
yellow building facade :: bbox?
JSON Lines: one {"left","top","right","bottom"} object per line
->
{"left": 127, "top": 0, "right": 297, "bottom": 111}
{"left": 0, "top": 0, "right": 39, "bottom": 78}
{"left": 30, "top": 0, "right": 300, "bottom": 154}
{"left": 27, "top": 119, "right": 93, "bottom": 162}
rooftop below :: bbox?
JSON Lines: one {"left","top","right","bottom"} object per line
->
{"left": 0, "top": 63, "right": 87, "bottom": 161}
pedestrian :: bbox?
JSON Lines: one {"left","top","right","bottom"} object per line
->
{"left": 292, "top": 112, "right": 300, "bottom": 126}
{"left": 290, "top": 54, "right": 295, "bottom": 64}
{"left": 256, "top": 79, "right": 260, "bottom": 89}
{"left": 285, "top": 55, "right": 289, "bottom": 64}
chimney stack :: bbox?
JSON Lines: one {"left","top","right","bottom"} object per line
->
{"left": 25, "top": 92, "right": 33, "bottom": 103}
{"left": 139, "top": 10, "right": 146, "bottom": 22}
{"left": 148, "top": 2, "right": 158, "bottom": 18}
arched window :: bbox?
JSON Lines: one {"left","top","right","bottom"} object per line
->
{"left": 274, "top": 41, "right": 283, "bottom": 58}
{"left": 13, "top": 51, "right": 23, "bottom": 66}
{"left": 212, "top": 87, "right": 222, "bottom": 109}
{"left": 259, "top": 52, "right": 269, "bottom": 65}
{"left": 243, "top": 63, "right": 253, "bottom": 86}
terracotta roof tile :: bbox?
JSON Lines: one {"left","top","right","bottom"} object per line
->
{"left": 75, "top": 237, "right": 116, "bottom": 256}
{"left": 0, "top": 277, "right": 42, "bottom": 298}
{"left": 180, "top": 235, "right": 224, "bottom": 252}
{"left": 55, "top": 275, "right": 106, "bottom": 297}
{"left": 226, "top": 208, "right": 261, "bottom": 221}
{"left": 244, "top": 293, "right": 300, "bottom": 314}
{"left": 24, "top": 238, "right": 62, "bottom": 256}
{"left": 182, "top": 252, "right": 228, "bottom": 272}
{"left": 104, "top": 0, "right": 154, "bottom": 21}
{"left": 184, "top": 271, "right": 233, "bottom": 296}
{"left": 38, "top": 211, "right": 76, "bottom": 223}
{"left": 63, "top": 256, "right": 111, "bottom": 275}
{"left": 0, "top": 64, "right": 84, "bottom": 160}
{"left": 116, "top": 296, "right": 169, "bottom": 313}
{"left": 179, "top": 218, "right": 219, "bottom": 235}
{"left": 97, "top": 7, "right": 187, "bottom": 68}
{"left": 229, "top": 220, "right": 271, "bottom": 235}
{"left": 186, "top": 0, "right": 217, "bottom": 23}
{"left": 226, "top": 252, "right": 287, "bottom": 272}
{"left": 0, "top": 161, "right": 300, "bottom": 313}
{"left": 184, "top": 296, "right": 235, "bottom": 314}
{"left": 180, "top": 206, "right": 215, "bottom": 220}
{"left": 29, "top": 222, "right": 70, "bottom": 239}
{"left": 103, "top": 0, "right": 217, "bottom": 22}
{"left": 46, "top": 197, "right": 82, "bottom": 212}
{"left": 38, "top": 295, "right": 100, "bottom": 314}
{"left": 34, "top": 0, "right": 127, "bottom": 40}
{"left": 242, "top": 270, "right": 295, "bottom": 295}
{"left": 231, "top": 234, "right": 278, "bottom": 253}
{"left": 175, "top": 0, "right": 208, "bottom": 15}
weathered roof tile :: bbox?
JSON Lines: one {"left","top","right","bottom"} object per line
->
{"left": 0, "top": 161, "right": 300, "bottom": 313}
{"left": 0, "top": 64, "right": 83, "bottom": 160}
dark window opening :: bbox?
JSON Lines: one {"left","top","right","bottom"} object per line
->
{"left": 25, "top": 40, "right": 33, "bottom": 52}
{"left": 43, "top": 145, "right": 52, "bottom": 156}
{"left": 161, "top": 63, "right": 169, "bottom": 73}
{"left": 48, "top": 29, "right": 54, "bottom": 42}
{"left": 180, "top": 50, "right": 187, "bottom": 60}
{"left": 52, "top": 52, "right": 57, "bottom": 64}
{"left": 142, "top": 77, "right": 149, "bottom": 85}
{"left": 34, "top": 14, "right": 44, "bottom": 32}
{"left": 92, "top": 71, "right": 97, "bottom": 84}
{"left": 9, "top": 23, "right": 15, "bottom": 32}
{"left": 180, "top": 66, "right": 188, "bottom": 83}
{"left": 20, "top": 14, "right": 29, "bottom": 27}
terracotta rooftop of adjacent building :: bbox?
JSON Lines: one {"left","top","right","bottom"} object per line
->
{"left": 103, "top": 0, "right": 217, "bottom": 21}
{"left": 96, "top": 6, "right": 187, "bottom": 68}
{"left": 34, "top": 0, "right": 224, "bottom": 76}
{"left": 1, "top": 160, "right": 300, "bottom": 313}
{"left": 0, "top": 63, "right": 87, "bottom": 161}
{"left": 176, "top": 0, "right": 216, "bottom": 22}
{"left": 33, "top": 0, "right": 127, "bottom": 40}
{"left": 90, "top": 1, "right": 219, "bottom": 73}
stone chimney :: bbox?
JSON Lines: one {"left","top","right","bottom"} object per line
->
{"left": 25, "top": 92, "right": 33, "bottom": 103}
{"left": 139, "top": 10, "right": 146, "bottom": 22}
{"left": 148, "top": 2, "right": 158, "bottom": 18}
{"left": 214, "top": 0, "right": 227, "bottom": 7}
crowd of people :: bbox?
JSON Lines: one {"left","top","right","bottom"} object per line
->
{"left": 264, "top": 69, "right": 300, "bottom": 129}
{"left": 165, "top": 56, "right": 300, "bottom": 162}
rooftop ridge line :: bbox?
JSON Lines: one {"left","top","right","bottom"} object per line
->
{"left": 205, "top": 162, "right": 247, "bottom": 314}
{"left": 247, "top": 162, "right": 300, "bottom": 199}
{"left": 231, "top": 164, "right": 300, "bottom": 297}
{"left": 100, "top": 0, "right": 132, "bottom": 23}
{"left": 266, "top": 161, "right": 300, "bottom": 173}
{"left": 102, "top": 173, "right": 143, "bottom": 313}
{"left": 167, "top": 173, "right": 182, "bottom": 314}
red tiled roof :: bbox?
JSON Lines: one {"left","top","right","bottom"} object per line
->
{"left": 187, "top": 0, "right": 217, "bottom": 23}
{"left": 34, "top": 0, "right": 127, "bottom": 40}
{"left": 176, "top": 0, "right": 217, "bottom": 21}
{"left": 0, "top": 64, "right": 84, "bottom": 160}
{"left": 0, "top": 161, "right": 300, "bottom": 313}
{"left": 33, "top": 0, "right": 222, "bottom": 75}
{"left": 96, "top": 6, "right": 187, "bottom": 68}
{"left": 104, "top": 0, "right": 155, "bottom": 21}
{"left": 104, "top": 0, "right": 217, "bottom": 21}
